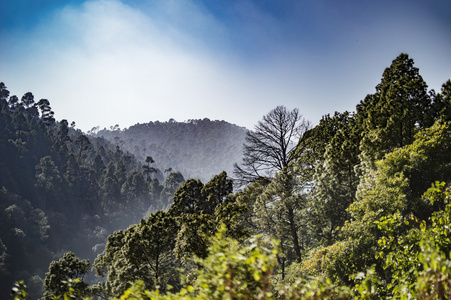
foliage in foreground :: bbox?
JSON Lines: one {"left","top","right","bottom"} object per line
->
{"left": 29, "top": 203, "right": 451, "bottom": 300}
{"left": 5, "top": 54, "right": 451, "bottom": 299}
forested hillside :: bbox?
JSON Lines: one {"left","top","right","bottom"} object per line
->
{"left": 3, "top": 53, "right": 451, "bottom": 299}
{"left": 91, "top": 119, "right": 247, "bottom": 183}
{"left": 0, "top": 86, "right": 187, "bottom": 299}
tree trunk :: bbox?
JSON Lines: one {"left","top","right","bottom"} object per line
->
{"left": 277, "top": 255, "right": 286, "bottom": 280}
{"left": 287, "top": 204, "right": 302, "bottom": 263}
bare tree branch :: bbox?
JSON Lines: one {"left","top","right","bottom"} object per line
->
{"left": 234, "top": 106, "right": 310, "bottom": 186}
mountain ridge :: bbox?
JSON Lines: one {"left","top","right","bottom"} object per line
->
{"left": 91, "top": 118, "right": 247, "bottom": 182}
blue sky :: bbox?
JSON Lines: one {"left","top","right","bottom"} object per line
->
{"left": 1, "top": 0, "right": 450, "bottom": 131}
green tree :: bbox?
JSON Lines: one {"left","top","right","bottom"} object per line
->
{"left": 432, "top": 80, "right": 451, "bottom": 122}
{"left": 36, "top": 99, "right": 55, "bottom": 125}
{"left": 358, "top": 53, "right": 432, "bottom": 165}
{"left": 142, "top": 156, "right": 156, "bottom": 181}
{"left": 35, "top": 156, "right": 62, "bottom": 212}
{"left": 254, "top": 167, "right": 307, "bottom": 271}
{"left": 234, "top": 177, "right": 271, "bottom": 234}
{"left": 160, "top": 172, "right": 185, "bottom": 208}
{"left": 94, "top": 210, "right": 179, "bottom": 297}
{"left": 74, "top": 134, "right": 91, "bottom": 160}
{"left": 43, "top": 251, "right": 90, "bottom": 300}
{"left": 303, "top": 120, "right": 451, "bottom": 285}
{"left": 201, "top": 171, "right": 233, "bottom": 214}
{"left": 373, "top": 182, "right": 451, "bottom": 299}
{"left": 121, "top": 171, "right": 150, "bottom": 219}
{"left": 20, "top": 92, "right": 34, "bottom": 109}
{"left": 170, "top": 172, "right": 244, "bottom": 262}
{"left": 169, "top": 179, "right": 204, "bottom": 216}
{"left": 308, "top": 111, "right": 361, "bottom": 245}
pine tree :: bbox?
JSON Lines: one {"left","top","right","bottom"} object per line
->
{"left": 359, "top": 53, "right": 432, "bottom": 164}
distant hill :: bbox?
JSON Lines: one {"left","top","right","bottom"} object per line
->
{"left": 92, "top": 118, "right": 247, "bottom": 182}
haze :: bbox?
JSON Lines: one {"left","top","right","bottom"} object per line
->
{"left": 1, "top": 0, "right": 450, "bottom": 131}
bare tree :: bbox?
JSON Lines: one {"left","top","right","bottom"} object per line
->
{"left": 234, "top": 105, "right": 310, "bottom": 186}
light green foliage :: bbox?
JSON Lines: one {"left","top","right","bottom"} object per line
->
{"left": 353, "top": 121, "right": 451, "bottom": 222}
{"left": 301, "top": 121, "right": 451, "bottom": 285}
{"left": 116, "top": 228, "right": 381, "bottom": 300}
{"left": 50, "top": 193, "right": 450, "bottom": 299}
{"left": 121, "top": 225, "right": 280, "bottom": 300}
{"left": 376, "top": 182, "right": 451, "bottom": 298}
{"left": 10, "top": 281, "right": 30, "bottom": 300}
{"left": 188, "top": 226, "right": 278, "bottom": 299}
{"left": 93, "top": 172, "right": 246, "bottom": 298}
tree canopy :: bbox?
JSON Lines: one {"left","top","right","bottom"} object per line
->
{"left": 2, "top": 53, "right": 451, "bottom": 299}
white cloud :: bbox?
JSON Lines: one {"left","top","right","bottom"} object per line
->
{"left": 1, "top": 0, "right": 450, "bottom": 132}
{"left": 1, "top": 0, "right": 317, "bottom": 130}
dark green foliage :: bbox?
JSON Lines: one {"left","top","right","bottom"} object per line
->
{"left": 92, "top": 171, "right": 243, "bottom": 297}
{"left": 43, "top": 251, "right": 90, "bottom": 299}
{"left": 94, "top": 210, "right": 180, "bottom": 297}
{"left": 170, "top": 172, "right": 246, "bottom": 262}
{"left": 2, "top": 53, "right": 451, "bottom": 299}
{"left": 160, "top": 172, "right": 185, "bottom": 208}
{"left": 358, "top": 53, "right": 434, "bottom": 164}
{"left": 432, "top": 79, "right": 451, "bottom": 122}
{"left": 234, "top": 177, "right": 271, "bottom": 235}
{"left": 169, "top": 172, "right": 233, "bottom": 217}
{"left": 169, "top": 179, "right": 205, "bottom": 216}
{"left": 201, "top": 171, "right": 233, "bottom": 213}
{"left": 307, "top": 111, "right": 361, "bottom": 245}
{"left": 0, "top": 82, "right": 186, "bottom": 298}
{"left": 36, "top": 99, "right": 55, "bottom": 126}
{"left": 254, "top": 167, "right": 307, "bottom": 267}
